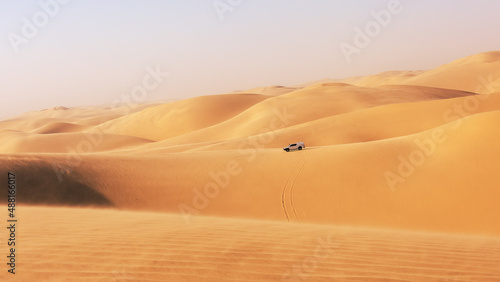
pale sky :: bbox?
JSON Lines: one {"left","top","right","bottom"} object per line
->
{"left": 1, "top": 0, "right": 500, "bottom": 120}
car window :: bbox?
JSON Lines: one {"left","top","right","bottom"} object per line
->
{"left": 290, "top": 143, "right": 296, "bottom": 146}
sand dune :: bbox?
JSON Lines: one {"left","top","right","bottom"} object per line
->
{"left": 3, "top": 51, "right": 500, "bottom": 280}
{"left": 400, "top": 52, "right": 500, "bottom": 93}
{"left": 0, "top": 130, "right": 152, "bottom": 153}
{"left": 33, "top": 122, "right": 90, "bottom": 134}
{"left": 338, "top": 70, "right": 425, "bottom": 88}
{"left": 98, "top": 94, "right": 270, "bottom": 141}
{"left": 186, "top": 92, "right": 500, "bottom": 151}
{"left": 136, "top": 84, "right": 474, "bottom": 149}
{"left": 333, "top": 51, "right": 500, "bottom": 94}
{"left": 3, "top": 110, "right": 500, "bottom": 235}
{"left": 297, "top": 70, "right": 424, "bottom": 89}
{"left": 0, "top": 103, "right": 160, "bottom": 132}
{"left": 243, "top": 85, "right": 299, "bottom": 96}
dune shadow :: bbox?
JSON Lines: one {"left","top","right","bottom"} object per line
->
{"left": 301, "top": 147, "right": 321, "bottom": 151}
{"left": 2, "top": 162, "right": 112, "bottom": 207}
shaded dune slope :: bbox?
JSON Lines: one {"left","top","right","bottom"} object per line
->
{"left": 0, "top": 159, "right": 111, "bottom": 206}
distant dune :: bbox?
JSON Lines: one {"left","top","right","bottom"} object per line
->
{"left": 335, "top": 51, "right": 500, "bottom": 94}
{"left": 2, "top": 51, "right": 500, "bottom": 280}
{"left": 98, "top": 94, "right": 270, "bottom": 141}
{"left": 242, "top": 85, "right": 299, "bottom": 96}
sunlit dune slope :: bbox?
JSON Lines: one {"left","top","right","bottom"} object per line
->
{"left": 325, "top": 52, "right": 500, "bottom": 94}
{"left": 0, "top": 130, "right": 153, "bottom": 153}
{"left": 98, "top": 94, "right": 270, "bottom": 141}
{"left": 0, "top": 94, "right": 268, "bottom": 153}
{"left": 1, "top": 206, "right": 499, "bottom": 282}
{"left": 400, "top": 51, "right": 500, "bottom": 93}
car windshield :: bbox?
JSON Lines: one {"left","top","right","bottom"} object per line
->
{"left": 290, "top": 143, "right": 296, "bottom": 146}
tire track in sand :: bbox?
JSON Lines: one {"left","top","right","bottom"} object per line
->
{"left": 290, "top": 153, "right": 309, "bottom": 222}
{"left": 281, "top": 151, "right": 309, "bottom": 222}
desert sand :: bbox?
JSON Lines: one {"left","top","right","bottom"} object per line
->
{"left": 1, "top": 207, "right": 499, "bottom": 281}
{"left": 1, "top": 51, "right": 500, "bottom": 281}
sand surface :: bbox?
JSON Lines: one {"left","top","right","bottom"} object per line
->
{"left": 1, "top": 52, "right": 500, "bottom": 281}
{"left": 1, "top": 207, "right": 500, "bottom": 282}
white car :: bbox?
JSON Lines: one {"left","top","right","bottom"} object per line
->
{"left": 283, "top": 142, "right": 305, "bottom": 152}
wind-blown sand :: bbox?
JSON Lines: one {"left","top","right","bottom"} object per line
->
{"left": 1, "top": 51, "right": 500, "bottom": 281}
